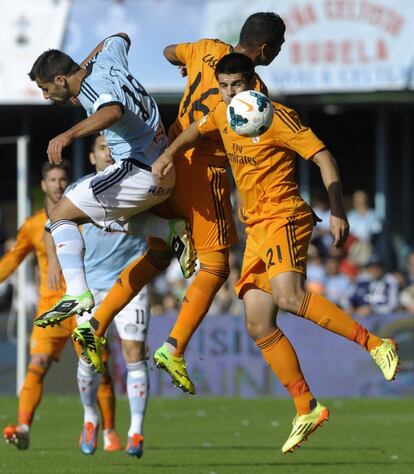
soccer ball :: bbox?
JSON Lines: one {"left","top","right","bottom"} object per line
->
{"left": 226, "top": 90, "right": 273, "bottom": 137}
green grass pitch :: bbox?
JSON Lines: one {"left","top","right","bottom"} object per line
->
{"left": 0, "top": 397, "right": 413, "bottom": 474}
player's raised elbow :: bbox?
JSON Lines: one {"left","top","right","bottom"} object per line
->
{"left": 116, "top": 32, "right": 131, "bottom": 46}
{"left": 163, "top": 44, "right": 181, "bottom": 65}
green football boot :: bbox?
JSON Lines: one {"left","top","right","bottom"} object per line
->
{"left": 153, "top": 344, "right": 195, "bottom": 395}
{"left": 34, "top": 290, "right": 94, "bottom": 328}
{"left": 370, "top": 338, "right": 399, "bottom": 381}
{"left": 282, "top": 402, "right": 329, "bottom": 454}
{"left": 167, "top": 219, "right": 197, "bottom": 279}
{"left": 72, "top": 321, "right": 106, "bottom": 373}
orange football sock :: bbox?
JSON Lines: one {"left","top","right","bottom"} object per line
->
{"left": 256, "top": 329, "right": 314, "bottom": 415}
{"left": 97, "top": 374, "right": 115, "bottom": 430}
{"left": 92, "top": 239, "right": 170, "bottom": 337}
{"left": 18, "top": 364, "right": 48, "bottom": 426}
{"left": 168, "top": 250, "right": 229, "bottom": 356}
{"left": 297, "top": 292, "right": 382, "bottom": 352}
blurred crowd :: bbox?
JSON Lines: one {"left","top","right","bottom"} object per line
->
{"left": 306, "top": 189, "right": 414, "bottom": 317}
{"left": 149, "top": 189, "right": 414, "bottom": 318}
{"left": 1, "top": 189, "right": 414, "bottom": 319}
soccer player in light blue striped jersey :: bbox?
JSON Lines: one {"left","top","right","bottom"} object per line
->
{"left": 29, "top": 34, "right": 195, "bottom": 329}
{"left": 45, "top": 135, "right": 151, "bottom": 456}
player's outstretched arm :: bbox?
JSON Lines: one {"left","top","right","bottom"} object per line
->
{"left": 43, "top": 229, "right": 63, "bottom": 291}
{"left": 310, "top": 149, "right": 349, "bottom": 248}
{"left": 47, "top": 104, "right": 123, "bottom": 164}
{"left": 152, "top": 121, "right": 201, "bottom": 177}
{"left": 0, "top": 222, "right": 33, "bottom": 282}
{"left": 80, "top": 32, "right": 131, "bottom": 67}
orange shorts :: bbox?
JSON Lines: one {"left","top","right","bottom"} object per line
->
{"left": 154, "top": 158, "right": 238, "bottom": 253}
{"left": 235, "top": 213, "right": 313, "bottom": 298}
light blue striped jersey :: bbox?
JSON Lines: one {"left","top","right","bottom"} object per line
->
{"left": 77, "top": 34, "right": 167, "bottom": 165}
{"left": 83, "top": 223, "right": 147, "bottom": 291}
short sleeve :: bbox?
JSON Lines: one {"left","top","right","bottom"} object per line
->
{"left": 273, "top": 106, "right": 325, "bottom": 160}
{"left": 94, "top": 88, "right": 125, "bottom": 113}
{"left": 175, "top": 41, "right": 197, "bottom": 65}
{"left": 81, "top": 78, "right": 125, "bottom": 114}
{"left": 175, "top": 39, "right": 212, "bottom": 65}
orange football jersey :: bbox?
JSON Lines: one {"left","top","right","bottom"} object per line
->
{"left": 169, "top": 38, "right": 268, "bottom": 166}
{"left": 198, "top": 100, "right": 326, "bottom": 224}
{"left": 0, "top": 209, "right": 64, "bottom": 305}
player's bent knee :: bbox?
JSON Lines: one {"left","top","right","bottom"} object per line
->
{"left": 49, "top": 197, "right": 89, "bottom": 224}
{"left": 121, "top": 339, "right": 145, "bottom": 364}
{"left": 198, "top": 264, "right": 230, "bottom": 283}
{"left": 145, "top": 248, "right": 172, "bottom": 271}
{"left": 198, "top": 249, "right": 231, "bottom": 280}
{"left": 273, "top": 292, "right": 303, "bottom": 314}
{"left": 245, "top": 320, "right": 276, "bottom": 341}
{"left": 29, "top": 353, "right": 52, "bottom": 370}
{"left": 100, "top": 364, "right": 113, "bottom": 383}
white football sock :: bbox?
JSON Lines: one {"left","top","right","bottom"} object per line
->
{"left": 128, "top": 213, "right": 170, "bottom": 242}
{"left": 77, "top": 358, "right": 100, "bottom": 426}
{"left": 51, "top": 220, "right": 88, "bottom": 296}
{"left": 126, "top": 360, "right": 149, "bottom": 436}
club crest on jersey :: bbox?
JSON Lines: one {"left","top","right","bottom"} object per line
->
{"left": 251, "top": 136, "right": 260, "bottom": 144}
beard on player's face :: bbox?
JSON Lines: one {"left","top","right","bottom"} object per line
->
{"left": 50, "top": 87, "right": 72, "bottom": 105}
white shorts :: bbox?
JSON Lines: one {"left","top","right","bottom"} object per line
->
{"left": 66, "top": 159, "right": 175, "bottom": 230}
{"left": 77, "top": 287, "right": 150, "bottom": 342}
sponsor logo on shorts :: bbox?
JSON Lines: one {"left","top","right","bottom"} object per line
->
{"left": 148, "top": 186, "right": 173, "bottom": 197}
{"left": 153, "top": 123, "right": 167, "bottom": 144}
{"left": 125, "top": 323, "right": 139, "bottom": 334}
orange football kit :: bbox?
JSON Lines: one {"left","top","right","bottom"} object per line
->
{"left": 198, "top": 101, "right": 323, "bottom": 294}
{"left": 92, "top": 39, "right": 268, "bottom": 356}
{"left": 167, "top": 38, "right": 268, "bottom": 251}
{"left": 0, "top": 209, "right": 72, "bottom": 359}
{"left": 0, "top": 209, "right": 113, "bottom": 428}
{"left": 197, "top": 100, "right": 384, "bottom": 414}
{"left": 166, "top": 39, "right": 238, "bottom": 251}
